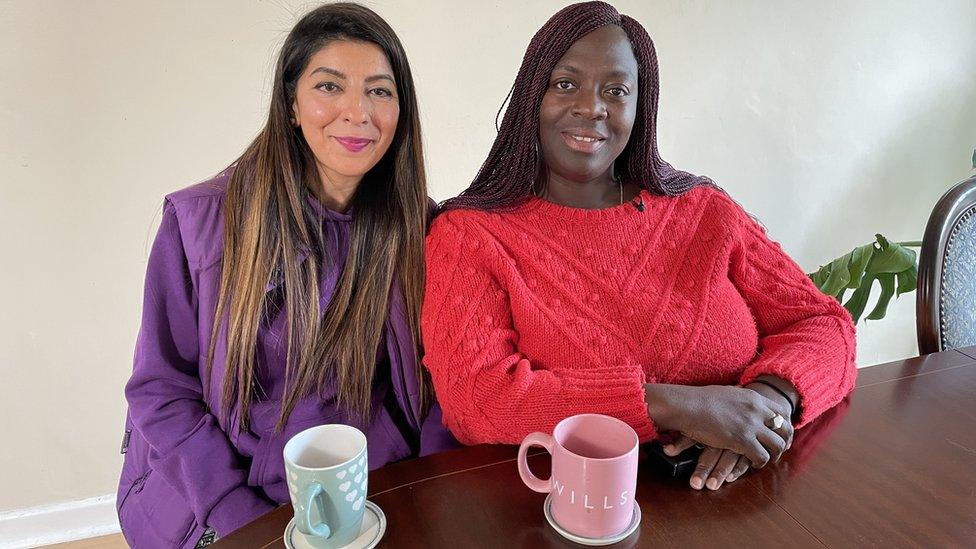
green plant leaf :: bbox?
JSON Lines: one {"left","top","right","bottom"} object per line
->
{"left": 821, "top": 256, "right": 851, "bottom": 296}
{"left": 810, "top": 264, "right": 831, "bottom": 290}
{"left": 845, "top": 244, "right": 874, "bottom": 289}
{"left": 809, "top": 233, "right": 919, "bottom": 324}
{"left": 866, "top": 273, "right": 896, "bottom": 320}
{"left": 844, "top": 274, "right": 875, "bottom": 324}
{"left": 896, "top": 264, "right": 917, "bottom": 296}
{"left": 865, "top": 235, "right": 916, "bottom": 274}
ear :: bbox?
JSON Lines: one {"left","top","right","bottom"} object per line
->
{"left": 291, "top": 100, "right": 301, "bottom": 128}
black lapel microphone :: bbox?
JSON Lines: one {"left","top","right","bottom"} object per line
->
{"left": 631, "top": 196, "right": 645, "bottom": 212}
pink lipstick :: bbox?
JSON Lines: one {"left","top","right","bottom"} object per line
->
{"left": 334, "top": 136, "right": 373, "bottom": 153}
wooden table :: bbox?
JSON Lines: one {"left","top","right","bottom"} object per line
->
{"left": 217, "top": 348, "right": 976, "bottom": 548}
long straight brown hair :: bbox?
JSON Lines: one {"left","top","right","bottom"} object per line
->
{"left": 208, "top": 3, "right": 429, "bottom": 431}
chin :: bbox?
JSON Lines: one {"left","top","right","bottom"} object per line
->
{"left": 333, "top": 161, "right": 376, "bottom": 179}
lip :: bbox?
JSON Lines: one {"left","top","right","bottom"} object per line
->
{"left": 560, "top": 129, "right": 607, "bottom": 154}
{"left": 333, "top": 136, "right": 374, "bottom": 153}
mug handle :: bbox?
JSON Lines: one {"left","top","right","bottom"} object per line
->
{"left": 296, "top": 482, "right": 332, "bottom": 539}
{"left": 518, "top": 432, "right": 554, "bottom": 493}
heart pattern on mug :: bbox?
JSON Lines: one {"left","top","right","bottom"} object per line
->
{"left": 289, "top": 451, "right": 368, "bottom": 513}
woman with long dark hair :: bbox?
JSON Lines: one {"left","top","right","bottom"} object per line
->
{"left": 118, "top": 4, "right": 454, "bottom": 546}
{"left": 423, "top": 1, "right": 855, "bottom": 492}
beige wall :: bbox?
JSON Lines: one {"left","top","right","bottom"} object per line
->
{"left": 1, "top": 0, "right": 974, "bottom": 513}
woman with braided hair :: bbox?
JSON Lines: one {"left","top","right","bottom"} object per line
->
{"left": 422, "top": 1, "right": 856, "bottom": 491}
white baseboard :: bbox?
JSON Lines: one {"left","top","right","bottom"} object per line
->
{"left": 0, "top": 494, "right": 121, "bottom": 548}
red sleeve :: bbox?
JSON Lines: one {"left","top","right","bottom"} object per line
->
{"left": 728, "top": 203, "right": 857, "bottom": 427}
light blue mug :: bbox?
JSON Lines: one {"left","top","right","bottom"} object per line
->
{"left": 283, "top": 424, "right": 369, "bottom": 548}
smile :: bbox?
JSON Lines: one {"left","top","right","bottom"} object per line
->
{"left": 333, "top": 136, "right": 374, "bottom": 153}
{"left": 560, "top": 131, "right": 606, "bottom": 153}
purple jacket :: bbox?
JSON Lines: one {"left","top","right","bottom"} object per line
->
{"left": 118, "top": 169, "right": 457, "bottom": 548}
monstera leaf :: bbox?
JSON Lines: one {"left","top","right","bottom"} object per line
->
{"left": 808, "top": 234, "right": 920, "bottom": 324}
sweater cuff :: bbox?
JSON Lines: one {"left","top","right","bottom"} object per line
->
{"left": 739, "top": 344, "right": 854, "bottom": 428}
{"left": 564, "top": 365, "right": 657, "bottom": 441}
{"left": 206, "top": 485, "right": 277, "bottom": 538}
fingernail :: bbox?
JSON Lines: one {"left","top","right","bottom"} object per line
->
{"left": 690, "top": 477, "right": 704, "bottom": 489}
{"left": 726, "top": 474, "right": 736, "bottom": 482}
{"left": 706, "top": 478, "right": 719, "bottom": 490}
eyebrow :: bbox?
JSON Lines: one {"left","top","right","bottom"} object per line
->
{"left": 365, "top": 74, "right": 395, "bottom": 84}
{"left": 553, "top": 64, "right": 634, "bottom": 80}
{"left": 310, "top": 66, "right": 346, "bottom": 79}
{"left": 309, "top": 66, "right": 395, "bottom": 84}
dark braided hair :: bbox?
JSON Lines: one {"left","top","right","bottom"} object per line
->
{"left": 441, "top": 1, "right": 712, "bottom": 212}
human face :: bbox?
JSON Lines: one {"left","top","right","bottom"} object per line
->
{"left": 538, "top": 25, "right": 638, "bottom": 186}
{"left": 292, "top": 40, "right": 399, "bottom": 187}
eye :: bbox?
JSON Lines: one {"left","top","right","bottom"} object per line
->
{"left": 553, "top": 80, "right": 576, "bottom": 91}
{"left": 607, "top": 86, "right": 630, "bottom": 98}
{"left": 316, "top": 81, "right": 341, "bottom": 93}
{"left": 370, "top": 87, "right": 395, "bottom": 98}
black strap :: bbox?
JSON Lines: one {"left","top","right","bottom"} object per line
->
{"left": 750, "top": 379, "right": 796, "bottom": 419}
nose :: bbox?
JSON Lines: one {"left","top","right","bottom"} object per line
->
{"left": 341, "top": 93, "right": 370, "bottom": 125}
{"left": 571, "top": 89, "right": 608, "bottom": 121}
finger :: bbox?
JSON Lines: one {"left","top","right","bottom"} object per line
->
{"left": 765, "top": 413, "right": 792, "bottom": 447}
{"left": 727, "top": 455, "right": 750, "bottom": 482}
{"left": 706, "top": 450, "right": 739, "bottom": 490}
{"left": 745, "top": 439, "right": 771, "bottom": 469}
{"left": 690, "top": 447, "right": 722, "bottom": 490}
{"left": 757, "top": 427, "right": 787, "bottom": 463}
{"left": 780, "top": 420, "right": 794, "bottom": 451}
{"left": 663, "top": 435, "right": 698, "bottom": 456}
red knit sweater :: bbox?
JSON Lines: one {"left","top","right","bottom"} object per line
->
{"left": 422, "top": 186, "right": 857, "bottom": 445}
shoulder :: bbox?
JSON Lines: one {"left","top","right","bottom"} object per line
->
{"left": 428, "top": 207, "right": 500, "bottom": 242}
{"left": 425, "top": 207, "right": 510, "bottom": 274}
{"left": 673, "top": 184, "right": 758, "bottom": 231}
{"left": 164, "top": 167, "right": 230, "bottom": 208}
{"left": 160, "top": 167, "right": 233, "bottom": 268}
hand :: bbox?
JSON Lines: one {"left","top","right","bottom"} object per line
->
{"left": 645, "top": 383, "right": 789, "bottom": 467}
{"left": 664, "top": 435, "right": 750, "bottom": 490}
{"left": 744, "top": 380, "right": 795, "bottom": 453}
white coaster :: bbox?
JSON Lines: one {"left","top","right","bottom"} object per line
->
{"left": 543, "top": 493, "right": 641, "bottom": 546}
{"left": 284, "top": 500, "right": 386, "bottom": 549}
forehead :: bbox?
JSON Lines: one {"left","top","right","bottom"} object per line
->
{"left": 554, "top": 25, "right": 637, "bottom": 76}
{"left": 303, "top": 39, "right": 394, "bottom": 76}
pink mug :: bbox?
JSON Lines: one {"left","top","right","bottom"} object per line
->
{"left": 518, "top": 414, "right": 639, "bottom": 539}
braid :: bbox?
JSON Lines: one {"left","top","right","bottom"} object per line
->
{"left": 441, "top": 1, "right": 711, "bottom": 213}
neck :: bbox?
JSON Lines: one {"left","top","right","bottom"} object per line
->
{"left": 315, "top": 164, "right": 361, "bottom": 213}
{"left": 538, "top": 172, "right": 620, "bottom": 209}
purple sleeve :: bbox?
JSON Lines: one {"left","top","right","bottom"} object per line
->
{"left": 418, "top": 403, "right": 461, "bottom": 457}
{"left": 124, "top": 200, "right": 275, "bottom": 536}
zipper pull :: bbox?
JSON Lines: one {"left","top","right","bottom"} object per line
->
{"left": 120, "top": 429, "right": 132, "bottom": 454}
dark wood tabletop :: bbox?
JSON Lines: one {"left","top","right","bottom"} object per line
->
{"left": 216, "top": 347, "right": 976, "bottom": 548}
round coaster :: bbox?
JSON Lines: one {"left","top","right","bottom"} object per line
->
{"left": 543, "top": 494, "right": 641, "bottom": 546}
{"left": 284, "top": 500, "right": 386, "bottom": 549}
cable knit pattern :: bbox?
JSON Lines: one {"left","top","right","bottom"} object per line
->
{"left": 422, "top": 186, "right": 857, "bottom": 445}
